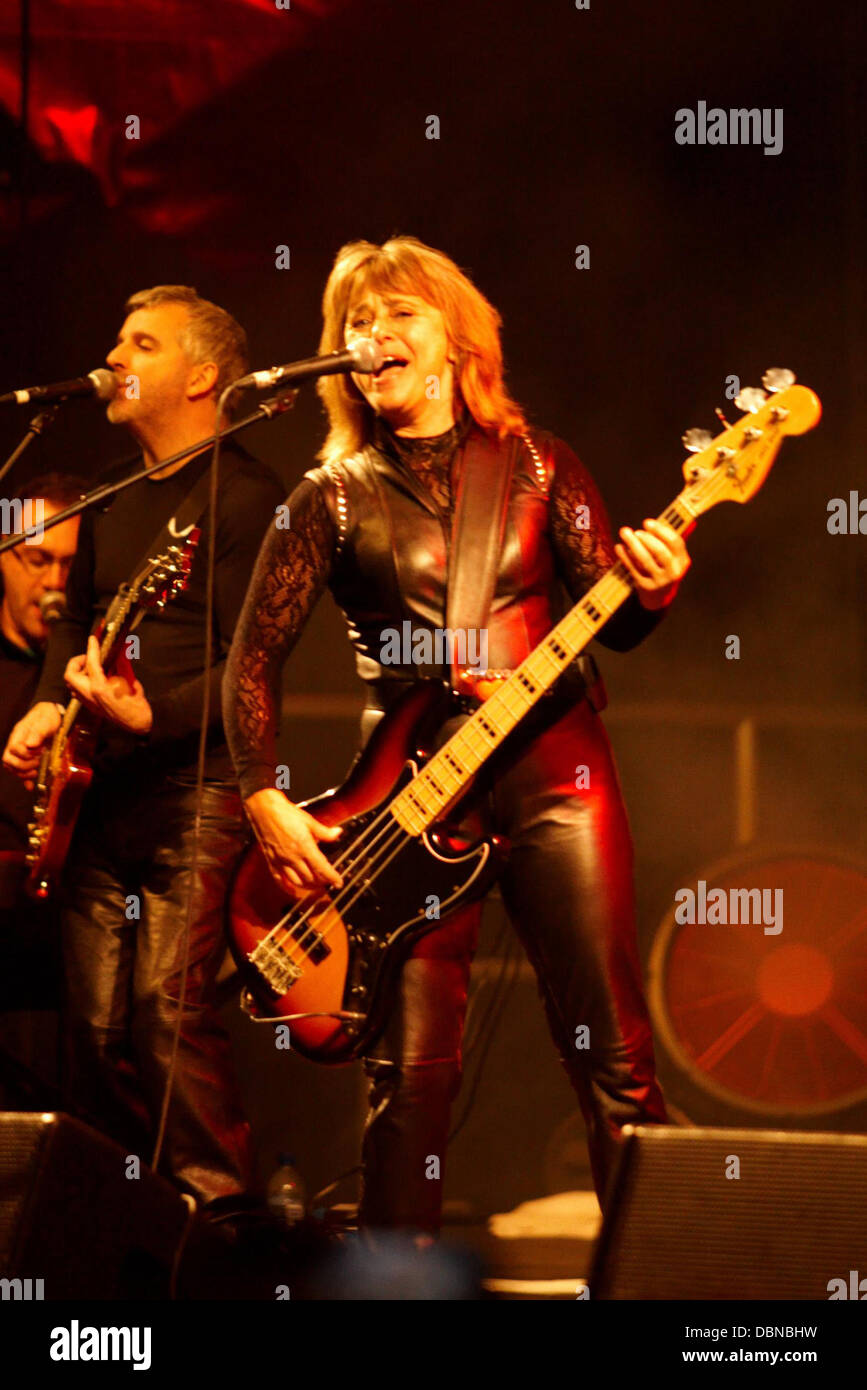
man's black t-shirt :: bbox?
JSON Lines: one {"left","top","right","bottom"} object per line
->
{"left": 35, "top": 441, "right": 285, "bottom": 786}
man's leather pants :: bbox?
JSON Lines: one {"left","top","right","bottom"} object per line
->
{"left": 357, "top": 688, "right": 668, "bottom": 1234}
{"left": 60, "top": 773, "right": 257, "bottom": 1206}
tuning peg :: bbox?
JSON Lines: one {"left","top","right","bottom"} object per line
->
{"left": 762, "top": 367, "right": 795, "bottom": 393}
{"left": 734, "top": 386, "right": 768, "bottom": 413}
{"left": 682, "top": 428, "right": 714, "bottom": 453}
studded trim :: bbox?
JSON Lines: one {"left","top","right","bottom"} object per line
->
{"left": 323, "top": 463, "right": 349, "bottom": 556}
{"left": 521, "top": 432, "right": 549, "bottom": 497}
{"left": 325, "top": 436, "right": 544, "bottom": 554}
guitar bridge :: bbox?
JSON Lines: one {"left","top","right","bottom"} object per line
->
{"left": 249, "top": 939, "right": 303, "bottom": 994}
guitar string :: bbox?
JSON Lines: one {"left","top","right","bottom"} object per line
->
{"left": 257, "top": 552, "right": 659, "bottom": 963}
{"left": 256, "top": 557, "right": 642, "bottom": 960}
{"left": 257, "top": 507, "right": 701, "bottom": 970}
{"left": 253, "top": 462, "right": 738, "bottom": 974}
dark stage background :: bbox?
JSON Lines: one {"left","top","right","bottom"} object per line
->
{"left": 1, "top": 0, "right": 864, "bottom": 1214}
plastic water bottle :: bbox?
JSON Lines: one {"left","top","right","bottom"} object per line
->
{"left": 267, "top": 1153, "right": 307, "bottom": 1229}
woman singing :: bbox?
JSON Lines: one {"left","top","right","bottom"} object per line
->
{"left": 224, "top": 236, "right": 691, "bottom": 1236}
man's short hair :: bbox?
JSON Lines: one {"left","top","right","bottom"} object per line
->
{"left": 10, "top": 472, "right": 86, "bottom": 514}
{"left": 124, "top": 285, "right": 249, "bottom": 408}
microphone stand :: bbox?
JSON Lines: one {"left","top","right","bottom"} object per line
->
{"left": 0, "top": 403, "right": 62, "bottom": 491}
{"left": 0, "top": 388, "right": 297, "bottom": 556}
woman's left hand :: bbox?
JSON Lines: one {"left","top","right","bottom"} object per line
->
{"left": 615, "top": 517, "right": 692, "bottom": 611}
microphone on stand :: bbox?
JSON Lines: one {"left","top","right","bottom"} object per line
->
{"left": 39, "top": 591, "right": 67, "bottom": 624}
{"left": 234, "top": 339, "right": 383, "bottom": 391}
{"left": 0, "top": 369, "right": 118, "bottom": 406}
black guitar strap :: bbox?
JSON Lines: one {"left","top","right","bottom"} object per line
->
{"left": 128, "top": 458, "right": 216, "bottom": 578}
{"left": 120, "top": 459, "right": 216, "bottom": 636}
{"left": 445, "top": 429, "right": 519, "bottom": 692}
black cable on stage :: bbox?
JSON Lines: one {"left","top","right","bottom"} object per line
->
{"left": 150, "top": 387, "right": 230, "bottom": 1179}
{"left": 448, "top": 931, "right": 523, "bottom": 1145}
{"left": 305, "top": 899, "right": 524, "bottom": 1207}
{"left": 309, "top": 1163, "right": 363, "bottom": 1212}
{"left": 460, "top": 909, "right": 511, "bottom": 1059}
{"left": 307, "top": 920, "right": 520, "bottom": 1213}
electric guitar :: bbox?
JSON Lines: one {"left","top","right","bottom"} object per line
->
{"left": 226, "top": 372, "right": 821, "bottom": 1063}
{"left": 25, "top": 535, "right": 199, "bottom": 899}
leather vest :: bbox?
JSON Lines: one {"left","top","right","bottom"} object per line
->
{"left": 304, "top": 424, "right": 598, "bottom": 707}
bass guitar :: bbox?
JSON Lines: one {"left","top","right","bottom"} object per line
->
{"left": 227, "top": 372, "right": 821, "bottom": 1062}
{"left": 25, "top": 535, "right": 199, "bottom": 898}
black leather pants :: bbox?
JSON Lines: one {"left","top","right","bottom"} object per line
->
{"left": 60, "top": 773, "right": 257, "bottom": 1206}
{"left": 357, "top": 691, "right": 667, "bottom": 1233}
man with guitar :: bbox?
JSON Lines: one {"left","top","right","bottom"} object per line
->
{"left": 223, "top": 237, "right": 691, "bottom": 1235}
{"left": 0, "top": 474, "right": 83, "bottom": 1101}
{"left": 3, "top": 287, "right": 284, "bottom": 1216}
{"left": 1, "top": 474, "right": 83, "bottom": 889}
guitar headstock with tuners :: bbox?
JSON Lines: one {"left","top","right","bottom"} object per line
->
{"left": 678, "top": 369, "right": 821, "bottom": 517}
{"left": 129, "top": 528, "right": 200, "bottom": 611}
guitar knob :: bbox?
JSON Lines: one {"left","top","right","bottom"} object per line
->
{"left": 682, "top": 428, "right": 714, "bottom": 454}
{"left": 762, "top": 367, "right": 796, "bottom": 393}
{"left": 734, "top": 386, "right": 768, "bottom": 414}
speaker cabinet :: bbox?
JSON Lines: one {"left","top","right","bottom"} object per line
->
{"left": 0, "top": 1112, "right": 191, "bottom": 1299}
{"left": 590, "top": 1124, "right": 867, "bottom": 1299}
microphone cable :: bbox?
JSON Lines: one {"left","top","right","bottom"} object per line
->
{"left": 151, "top": 385, "right": 231, "bottom": 1181}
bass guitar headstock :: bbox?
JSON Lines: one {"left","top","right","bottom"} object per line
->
{"left": 680, "top": 369, "right": 821, "bottom": 516}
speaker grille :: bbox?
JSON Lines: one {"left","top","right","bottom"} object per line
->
{"left": 0, "top": 1112, "right": 190, "bottom": 1296}
{"left": 592, "top": 1126, "right": 867, "bottom": 1300}
{"left": 0, "top": 1115, "right": 49, "bottom": 1272}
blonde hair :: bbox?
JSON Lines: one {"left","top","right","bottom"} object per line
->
{"left": 124, "top": 285, "right": 248, "bottom": 413}
{"left": 316, "top": 237, "right": 526, "bottom": 464}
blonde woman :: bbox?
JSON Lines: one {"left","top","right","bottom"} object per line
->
{"left": 225, "top": 237, "right": 691, "bottom": 1236}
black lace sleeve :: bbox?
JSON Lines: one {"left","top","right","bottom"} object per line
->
{"left": 223, "top": 477, "right": 335, "bottom": 800}
{"left": 547, "top": 436, "right": 665, "bottom": 653}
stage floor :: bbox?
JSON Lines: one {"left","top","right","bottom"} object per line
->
{"left": 441, "top": 1189, "right": 601, "bottom": 1300}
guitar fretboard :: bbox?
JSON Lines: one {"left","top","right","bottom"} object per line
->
{"left": 389, "top": 493, "right": 696, "bottom": 836}
{"left": 48, "top": 585, "right": 140, "bottom": 769}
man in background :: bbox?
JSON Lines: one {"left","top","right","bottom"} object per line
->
{"left": 0, "top": 473, "right": 83, "bottom": 1100}
{"left": 3, "top": 287, "right": 284, "bottom": 1219}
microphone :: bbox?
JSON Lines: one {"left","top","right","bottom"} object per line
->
{"left": 236, "top": 340, "right": 383, "bottom": 391}
{"left": 0, "top": 368, "right": 118, "bottom": 406}
{"left": 39, "top": 590, "right": 67, "bottom": 624}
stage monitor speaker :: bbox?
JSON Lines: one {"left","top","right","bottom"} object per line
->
{"left": 589, "top": 1124, "right": 867, "bottom": 1300}
{"left": 0, "top": 1112, "right": 192, "bottom": 1299}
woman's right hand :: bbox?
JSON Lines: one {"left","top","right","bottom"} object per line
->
{"left": 244, "top": 788, "right": 344, "bottom": 899}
